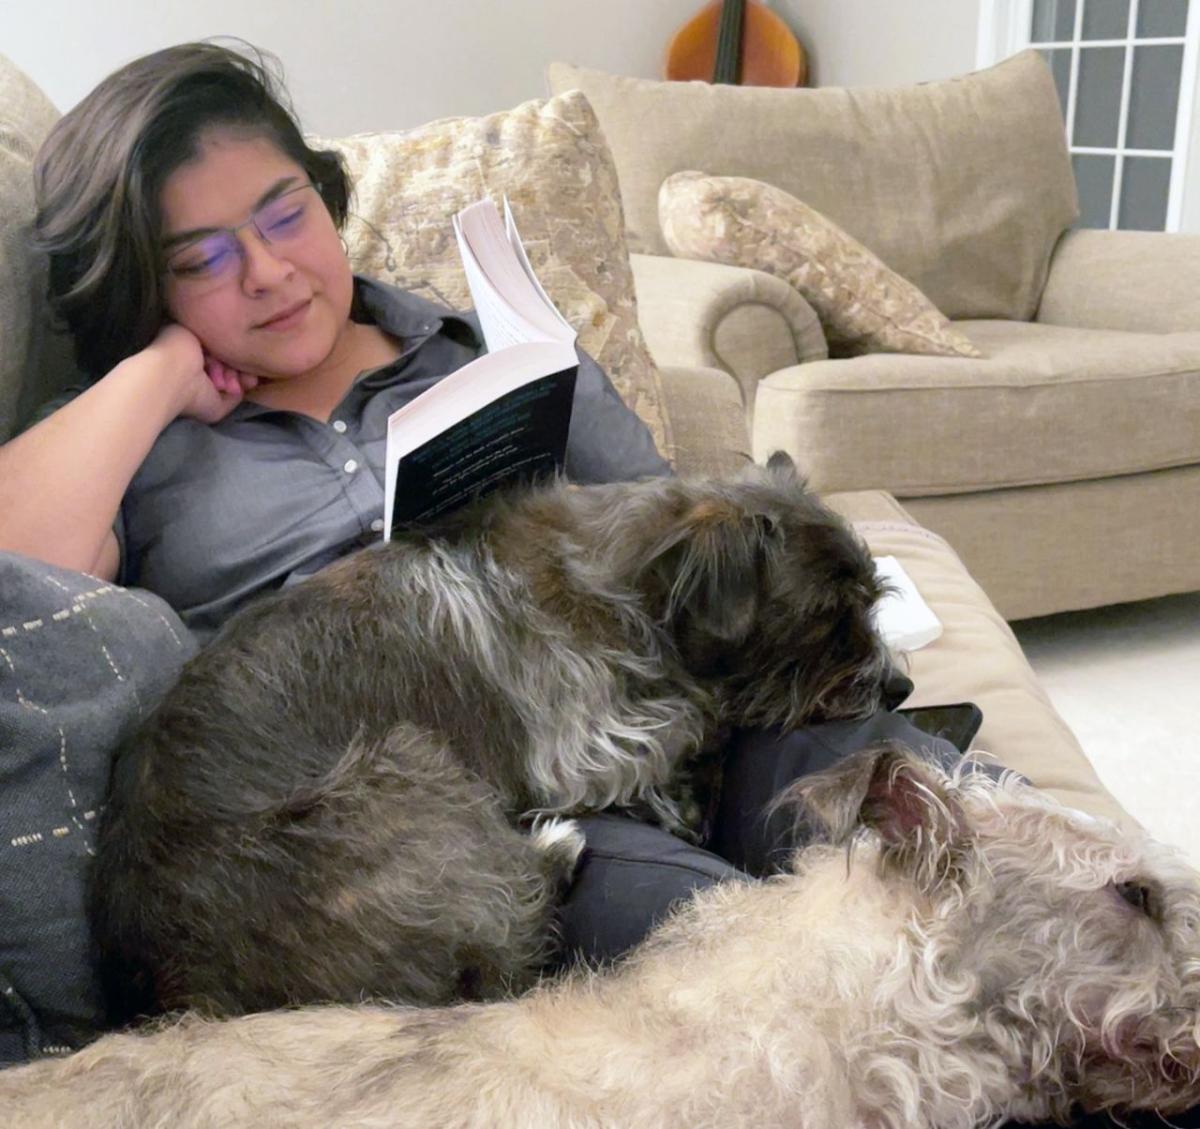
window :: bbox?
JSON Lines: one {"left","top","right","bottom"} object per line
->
{"left": 980, "top": 0, "right": 1199, "bottom": 230}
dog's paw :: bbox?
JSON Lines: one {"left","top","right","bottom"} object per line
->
{"left": 529, "top": 817, "right": 587, "bottom": 888}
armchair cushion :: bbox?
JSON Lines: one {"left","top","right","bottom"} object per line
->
{"left": 310, "top": 91, "right": 673, "bottom": 462}
{"left": 754, "top": 319, "right": 1200, "bottom": 495}
{"left": 547, "top": 51, "right": 1077, "bottom": 322}
{"left": 659, "top": 171, "right": 981, "bottom": 360}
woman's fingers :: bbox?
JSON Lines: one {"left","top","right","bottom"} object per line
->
{"left": 203, "top": 356, "right": 254, "bottom": 398}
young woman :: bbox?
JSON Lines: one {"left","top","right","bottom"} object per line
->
{"left": 0, "top": 41, "right": 667, "bottom": 641}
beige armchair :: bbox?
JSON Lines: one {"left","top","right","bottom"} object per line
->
{"left": 548, "top": 53, "right": 1200, "bottom": 621}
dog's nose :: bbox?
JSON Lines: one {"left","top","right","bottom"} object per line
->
{"left": 881, "top": 663, "right": 913, "bottom": 711}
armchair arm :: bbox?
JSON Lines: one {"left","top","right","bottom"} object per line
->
{"left": 657, "top": 364, "right": 751, "bottom": 477}
{"left": 631, "top": 253, "right": 827, "bottom": 416}
{"left": 1036, "top": 228, "right": 1200, "bottom": 333}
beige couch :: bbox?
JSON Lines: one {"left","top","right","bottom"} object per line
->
{"left": 548, "top": 51, "right": 1200, "bottom": 622}
{"left": 0, "top": 50, "right": 1130, "bottom": 833}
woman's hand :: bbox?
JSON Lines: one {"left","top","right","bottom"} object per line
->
{"left": 138, "top": 323, "right": 259, "bottom": 425}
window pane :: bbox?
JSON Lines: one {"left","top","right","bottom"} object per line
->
{"left": 1039, "top": 48, "right": 1074, "bottom": 115}
{"left": 1074, "top": 47, "right": 1126, "bottom": 147}
{"left": 1137, "top": 0, "right": 1189, "bottom": 37}
{"left": 1073, "top": 153, "right": 1116, "bottom": 227}
{"left": 1126, "top": 44, "right": 1183, "bottom": 149}
{"left": 1119, "top": 156, "right": 1172, "bottom": 229}
{"left": 1032, "top": 0, "right": 1078, "bottom": 41}
{"left": 1083, "top": 0, "right": 1131, "bottom": 39}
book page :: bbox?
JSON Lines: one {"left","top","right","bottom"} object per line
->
{"left": 452, "top": 199, "right": 576, "bottom": 352}
{"left": 503, "top": 199, "right": 574, "bottom": 337}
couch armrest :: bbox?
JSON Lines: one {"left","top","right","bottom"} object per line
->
{"left": 1036, "top": 228, "right": 1200, "bottom": 333}
{"left": 631, "top": 253, "right": 827, "bottom": 416}
{"left": 822, "top": 491, "right": 1136, "bottom": 832}
{"left": 658, "top": 364, "right": 751, "bottom": 477}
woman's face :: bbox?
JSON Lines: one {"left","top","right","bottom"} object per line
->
{"left": 158, "top": 129, "right": 354, "bottom": 380}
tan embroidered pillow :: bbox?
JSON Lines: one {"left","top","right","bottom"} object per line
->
{"left": 310, "top": 91, "right": 672, "bottom": 461}
{"left": 659, "top": 171, "right": 981, "bottom": 360}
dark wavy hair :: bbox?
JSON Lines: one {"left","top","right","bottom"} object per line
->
{"left": 33, "top": 40, "right": 352, "bottom": 380}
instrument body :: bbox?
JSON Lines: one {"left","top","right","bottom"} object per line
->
{"left": 664, "top": 0, "right": 807, "bottom": 88}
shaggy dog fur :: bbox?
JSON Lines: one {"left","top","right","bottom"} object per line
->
{"left": 88, "top": 459, "right": 889, "bottom": 1020}
{"left": 5, "top": 744, "right": 1199, "bottom": 1128}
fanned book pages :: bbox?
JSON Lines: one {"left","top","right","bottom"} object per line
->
{"left": 383, "top": 198, "right": 579, "bottom": 536}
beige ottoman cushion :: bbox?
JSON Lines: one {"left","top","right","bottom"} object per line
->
{"left": 758, "top": 319, "right": 1200, "bottom": 494}
{"left": 547, "top": 51, "right": 1077, "bottom": 321}
{"left": 823, "top": 489, "right": 1133, "bottom": 831}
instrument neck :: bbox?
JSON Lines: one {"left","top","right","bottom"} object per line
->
{"left": 712, "top": 0, "right": 745, "bottom": 85}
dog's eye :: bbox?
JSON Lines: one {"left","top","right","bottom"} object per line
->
{"left": 1114, "top": 880, "right": 1158, "bottom": 920}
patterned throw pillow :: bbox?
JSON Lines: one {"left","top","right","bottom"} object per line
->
{"left": 659, "top": 171, "right": 981, "bottom": 360}
{"left": 310, "top": 91, "right": 673, "bottom": 462}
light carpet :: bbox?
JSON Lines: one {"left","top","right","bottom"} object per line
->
{"left": 1012, "top": 591, "right": 1200, "bottom": 869}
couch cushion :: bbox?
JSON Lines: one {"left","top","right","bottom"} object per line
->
{"left": 755, "top": 319, "right": 1200, "bottom": 495}
{"left": 821, "top": 490, "right": 1133, "bottom": 831}
{"left": 0, "top": 53, "right": 76, "bottom": 444}
{"left": 0, "top": 553, "right": 196, "bottom": 1064}
{"left": 310, "top": 91, "right": 673, "bottom": 463}
{"left": 547, "top": 51, "right": 1077, "bottom": 322}
{"left": 659, "top": 171, "right": 981, "bottom": 360}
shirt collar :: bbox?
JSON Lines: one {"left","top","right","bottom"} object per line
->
{"left": 352, "top": 276, "right": 479, "bottom": 347}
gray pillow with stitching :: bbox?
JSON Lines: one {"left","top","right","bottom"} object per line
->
{"left": 0, "top": 551, "right": 196, "bottom": 1063}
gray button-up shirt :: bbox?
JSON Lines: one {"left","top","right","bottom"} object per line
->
{"left": 45, "top": 278, "right": 669, "bottom": 643}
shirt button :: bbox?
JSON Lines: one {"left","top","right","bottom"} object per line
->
{"left": 332, "top": 420, "right": 347, "bottom": 433}
{"left": 370, "top": 518, "right": 384, "bottom": 532}
{"left": 343, "top": 459, "right": 358, "bottom": 474}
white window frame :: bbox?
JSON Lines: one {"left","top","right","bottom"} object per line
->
{"left": 978, "top": 0, "right": 1200, "bottom": 231}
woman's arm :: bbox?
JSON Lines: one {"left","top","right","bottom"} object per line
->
{"left": 0, "top": 325, "right": 253, "bottom": 580}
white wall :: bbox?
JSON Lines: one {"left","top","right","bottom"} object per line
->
{"left": 3, "top": 0, "right": 702, "bottom": 133}
{"left": 776, "top": 0, "right": 979, "bottom": 88}
{"left": 8, "top": 1, "right": 1193, "bottom": 228}
{"left": 5, "top": 0, "right": 980, "bottom": 134}
{"left": 1186, "top": 59, "right": 1200, "bottom": 232}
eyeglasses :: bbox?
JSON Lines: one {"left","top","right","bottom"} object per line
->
{"left": 162, "top": 182, "right": 320, "bottom": 290}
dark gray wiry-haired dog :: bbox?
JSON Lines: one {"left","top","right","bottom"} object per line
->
{"left": 90, "top": 456, "right": 889, "bottom": 1020}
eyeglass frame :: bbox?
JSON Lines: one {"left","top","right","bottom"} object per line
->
{"left": 160, "top": 180, "right": 322, "bottom": 285}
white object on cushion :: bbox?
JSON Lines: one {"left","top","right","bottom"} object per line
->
{"left": 873, "top": 555, "right": 943, "bottom": 653}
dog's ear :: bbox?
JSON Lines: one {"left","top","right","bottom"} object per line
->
{"left": 644, "top": 498, "right": 777, "bottom": 645}
{"left": 766, "top": 450, "right": 796, "bottom": 475}
{"left": 777, "top": 742, "right": 967, "bottom": 892}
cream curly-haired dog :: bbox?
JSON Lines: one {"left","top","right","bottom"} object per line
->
{"left": 3, "top": 743, "right": 1199, "bottom": 1128}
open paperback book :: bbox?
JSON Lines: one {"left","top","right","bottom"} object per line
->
{"left": 383, "top": 197, "right": 579, "bottom": 536}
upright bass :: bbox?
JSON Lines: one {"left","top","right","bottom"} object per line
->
{"left": 664, "top": 0, "right": 808, "bottom": 87}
